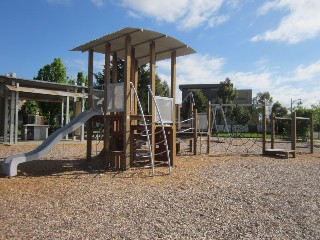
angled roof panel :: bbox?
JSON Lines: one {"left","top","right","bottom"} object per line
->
{"left": 71, "top": 27, "right": 196, "bottom": 65}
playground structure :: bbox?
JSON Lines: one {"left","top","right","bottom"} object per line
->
{"left": 266, "top": 111, "right": 314, "bottom": 158}
{"left": 2, "top": 27, "right": 196, "bottom": 176}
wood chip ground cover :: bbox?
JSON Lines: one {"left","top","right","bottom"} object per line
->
{"left": 0, "top": 142, "right": 319, "bottom": 239}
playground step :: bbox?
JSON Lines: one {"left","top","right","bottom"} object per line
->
{"left": 265, "top": 149, "right": 295, "bottom": 159}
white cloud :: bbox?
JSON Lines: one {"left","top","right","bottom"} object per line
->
{"left": 91, "top": 0, "right": 106, "bottom": 7}
{"left": 252, "top": 0, "right": 320, "bottom": 44}
{"left": 292, "top": 61, "right": 320, "bottom": 81}
{"left": 120, "top": 0, "right": 228, "bottom": 30}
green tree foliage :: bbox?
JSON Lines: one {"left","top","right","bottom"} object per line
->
{"left": 35, "top": 58, "right": 67, "bottom": 83}
{"left": 19, "top": 101, "right": 39, "bottom": 116}
{"left": 253, "top": 91, "right": 273, "bottom": 106}
{"left": 34, "top": 58, "right": 68, "bottom": 130}
{"left": 271, "top": 101, "right": 288, "bottom": 135}
{"left": 216, "top": 78, "right": 237, "bottom": 104}
{"left": 181, "top": 90, "right": 207, "bottom": 120}
{"left": 230, "top": 105, "right": 251, "bottom": 125}
{"left": 77, "top": 71, "right": 88, "bottom": 86}
{"left": 311, "top": 102, "right": 320, "bottom": 134}
{"left": 295, "top": 105, "right": 313, "bottom": 141}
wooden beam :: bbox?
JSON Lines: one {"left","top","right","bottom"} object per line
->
{"left": 104, "top": 43, "right": 111, "bottom": 167}
{"left": 291, "top": 112, "right": 296, "bottom": 158}
{"left": 87, "top": 49, "right": 94, "bottom": 161}
{"left": 271, "top": 112, "right": 275, "bottom": 149}
{"left": 123, "top": 35, "right": 132, "bottom": 169}
{"left": 170, "top": 51, "right": 176, "bottom": 165}
{"left": 149, "top": 41, "right": 156, "bottom": 164}
{"left": 262, "top": 101, "right": 267, "bottom": 155}
{"left": 207, "top": 101, "right": 211, "bottom": 154}
{"left": 193, "top": 108, "right": 198, "bottom": 155}
{"left": 310, "top": 114, "right": 314, "bottom": 154}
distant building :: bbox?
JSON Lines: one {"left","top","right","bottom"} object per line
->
{"left": 179, "top": 84, "right": 252, "bottom": 104}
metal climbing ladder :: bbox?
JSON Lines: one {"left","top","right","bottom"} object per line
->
{"left": 147, "top": 85, "right": 171, "bottom": 175}
{"left": 130, "top": 83, "right": 171, "bottom": 176}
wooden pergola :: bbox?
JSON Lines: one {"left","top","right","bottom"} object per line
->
{"left": 72, "top": 27, "right": 196, "bottom": 170}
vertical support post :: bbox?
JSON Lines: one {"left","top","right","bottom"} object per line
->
{"left": 104, "top": 43, "right": 111, "bottom": 167}
{"left": 9, "top": 81, "right": 15, "bottom": 144}
{"left": 80, "top": 83, "right": 85, "bottom": 141}
{"left": 123, "top": 35, "right": 132, "bottom": 169}
{"left": 193, "top": 108, "right": 198, "bottom": 155}
{"left": 149, "top": 41, "right": 156, "bottom": 163}
{"left": 207, "top": 101, "right": 211, "bottom": 154}
{"left": 61, "top": 99, "right": 64, "bottom": 128}
{"left": 112, "top": 53, "right": 118, "bottom": 84}
{"left": 87, "top": 49, "right": 94, "bottom": 161}
{"left": 4, "top": 90, "right": 8, "bottom": 143}
{"left": 310, "top": 114, "right": 314, "bottom": 154}
{"left": 15, "top": 83, "right": 19, "bottom": 144}
{"left": 291, "top": 111, "right": 296, "bottom": 158}
{"left": 130, "top": 48, "right": 136, "bottom": 115}
{"left": 170, "top": 50, "right": 176, "bottom": 165}
{"left": 176, "top": 104, "right": 181, "bottom": 131}
{"left": 271, "top": 112, "right": 275, "bottom": 149}
{"left": 65, "top": 96, "right": 69, "bottom": 140}
{"left": 262, "top": 101, "right": 267, "bottom": 154}
{"left": 134, "top": 60, "right": 138, "bottom": 114}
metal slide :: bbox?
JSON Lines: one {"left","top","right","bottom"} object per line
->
{"left": 2, "top": 109, "right": 102, "bottom": 177}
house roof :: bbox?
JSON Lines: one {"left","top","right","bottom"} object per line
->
{"left": 71, "top": 27, "right": 196, "bottom": 66}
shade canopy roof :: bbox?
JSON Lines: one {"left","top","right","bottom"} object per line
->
{"left": 71, "top": 27, "right": 196, "bottom": 65}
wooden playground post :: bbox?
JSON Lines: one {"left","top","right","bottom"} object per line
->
{"left": 310, "top": 114, "right": 314, "bottom": 154}
{"left": 149, "top": 41, "right": 156, "bottom": 164}
{"left": 193, "top": 108, "right": 198, "bottom": 155}
{"left": 262, "top": 101, "right": 267, "bottom": 155}
{"left": 176, "top": 104, "right": 181, "bottom": 131}
{"left": 104, "top": 43, "right": 111, "bottom": 167}
{"left": 291, "top": 112, "right": 296, "bottom": 157}
{"left": 170, "top": 50, "right": 177, "bottom": 165}
{"left": 271, "top": 112, "right": 275, "bottom": 149}
{"left": 86, "top": 49, "right": 94, "bottom": 161}
{"left": 206, "top": 101, "right": 211, "bottom": 154}
{"left": 123, "top": 35, "right": 132, "bottom": 170}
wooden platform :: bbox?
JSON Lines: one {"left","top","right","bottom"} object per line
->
{"left": 265, "top": 149, "right": 295, "bottom": 159}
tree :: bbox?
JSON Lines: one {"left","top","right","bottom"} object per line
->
{"left": 272, "top": 101, "right": 288, "bottom": 117}
{"left": 271, "top": 101, "right": 288, "bottom": 135}
{"left": 216, "top": 78, "right": 237, "bottom": 104}
{"left": 77, "top": 71, "right": 87, "bottom": 86}
{"left": 253, "top": 92, "right": 273, "bottom": 106}
{"left": 35, "top": 58, "right": 68, "bottom": 130}
{"left": 230, "top": 105, "right": 251, "bottom": 125}
{"left": 181, "top": 89, "right": 207, "bottom": 120}
{"left": 19, "top": 101, "right": 39, "bottom": 116}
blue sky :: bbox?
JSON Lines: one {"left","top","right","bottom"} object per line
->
{"left": 1, "top": 0, "right": 320, "bottom": 107}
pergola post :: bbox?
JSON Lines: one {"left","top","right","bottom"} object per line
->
{"left": 65, "top": 96, "right": 69, "bottom": 140}
{"left": 170, "top": 50, "right": 176, "bottom": 165}
{"left": 104, "top": 43, "right": 111, "bottom": 167}
{"left": 9, "top": 81, "right": 15, "bottom": 144}
{"left": 149, "top": 41, "right": 156, "bottom": 163}
{"left": 80, "top": 82, "right": 85, "bottom": 141}
{"left": 61, "top": 99, "right": 64, "bottom": 127}
{"left": 86, "top": 49, "right": 94, "bottom": 161}
{"left": 3, "top": 90, "right": 8, "bottom": 143}
{"left": 123, "top": 35, "right": 132, "bottom": 169}
{"left": 15, "top": 83, "right": 19, "bottom": 144}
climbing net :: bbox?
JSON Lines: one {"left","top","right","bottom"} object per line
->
{"left": 206, "top": 103, "right": 265, "bottom": 155}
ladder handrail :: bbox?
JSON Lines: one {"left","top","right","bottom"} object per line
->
{"left": 147, "top": 85, "right": 171, "bottom": 175}
{"left": 130, "top": 82, "right": 154, "bottom": 175}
